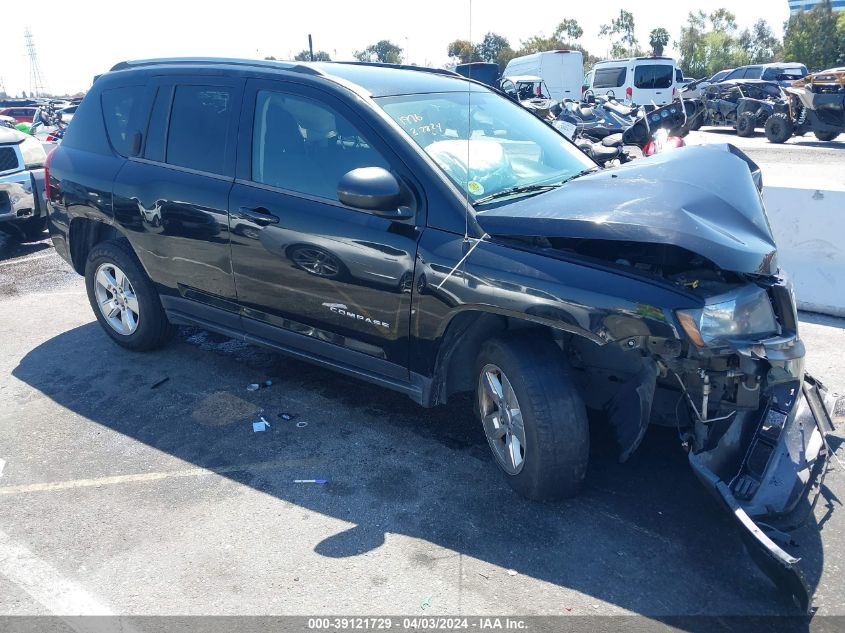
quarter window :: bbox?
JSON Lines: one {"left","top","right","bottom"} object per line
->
{"left": 251, "top": 91, "right": 388, "bottom": 201}
{"left": 101, "top": 85, "right": 143, "bottom": 156}
{"left": 166, "top": 85, "right": 234, "bottom": 175}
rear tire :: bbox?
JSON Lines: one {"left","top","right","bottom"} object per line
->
{"left": 475, "top": 332, "right": 589, "bottom": 501}
{"left": 765, "top": 113, "right": 793, "bottom": 144}
{"left": 84, "top": 239, "right": 174, "bottom": 351}
{"left": 814, "top": 131, "right": 840, "bottom": 142}
{"left": 736, "top": 112, "right": 756, "bottom": 137}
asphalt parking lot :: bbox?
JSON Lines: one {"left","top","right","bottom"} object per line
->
{"left": 1, "top": 132, "right": 844, "bottom": 622}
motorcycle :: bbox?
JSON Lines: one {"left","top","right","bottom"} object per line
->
{"left": 558, "top": 99, "right": 697, "bottom": 165}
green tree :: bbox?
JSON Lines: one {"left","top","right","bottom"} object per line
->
{"left": 599, "top": 9, "right": 640, "bottom": 58}
{"left": 649, "top": 27, "right": 670, "bottom": 56}
{"left": 476, "top": 32, "right": 510, "bottom": 63}
{"left": 555, "top": 19, "right": 583, "bottom": 43}
{"left": 783, "top": 0, "right": 841, "bottom": 71}
{"left": 447, "top": 39, "right": 478, "bottom": 63}
{"left": 742, "top": 20, "right": 781, "bottom": 64}
{"left": 293, "top": 50, "right": 331, "bottom": 61}
{"left": 354, "top": 40, "right": 403, "bottom": 64}
{"left": 676, "top": 9, "right": 772, "bottom": 79}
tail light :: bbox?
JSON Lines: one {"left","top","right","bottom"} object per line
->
{"left": 672, "top": 87, "right": 677, "bottom": 97}
{"left": 44, "top": 146, "right": 57, "bottom": 202}
{"left": 626, "top": 87, "right": 633, "bottom": 99}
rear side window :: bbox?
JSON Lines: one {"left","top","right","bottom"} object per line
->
{"left": 102, "top": 86, "right": 143, "bottom": 156}
{"left": 634, "top": 65, "right": 673, "bottom": 89}
{"left": 166, "top": 85, "right": 234, "bottom": 175}
{"left": 593, "top": 67, "right": 626, "bottom": 89}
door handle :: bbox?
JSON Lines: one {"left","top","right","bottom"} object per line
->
{"left": 235, "top": 206, "right": 279, "bottom": 226}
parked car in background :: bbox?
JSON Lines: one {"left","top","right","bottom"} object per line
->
{"left": 722, "top": 63, "right": 808, "bottom": 86}
{"left": 585, "top": 57, "right": 678, "bottom": 105}
{"left": 0, "top": 125, "right": 48, "bottom": 240}
{"left": 453, "top": 62, "right": 499, "bottom": 88}
{"left": 680, "top": 68, "right": 734, "bottom": 99}
{"left": 0, "top": 106, "right": 39, "bottom": 124}
{"left": 693, "top": 79, "right": 785, "bottom": 135}
{"left": 502, "top": 50, "right": 584, "bottom": 102}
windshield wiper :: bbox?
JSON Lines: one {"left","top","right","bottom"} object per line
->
{"left": 557, "top": 168, "right": 600, "bottom": 186}
{"left": 473, "top": 170, "right": 600, "bottom": 207}
{"left": 473, "top": 183, "right": 561, "bottom": 206}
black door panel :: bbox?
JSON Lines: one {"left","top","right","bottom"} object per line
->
{"left": 229, "top": 80, "right": 420, "bottom": 372}
{"left": 112, "top": 76, "right": 244, "bottom": 305}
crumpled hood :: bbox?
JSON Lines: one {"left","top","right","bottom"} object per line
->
{"left": 476, "top": 144, "right": 778, "bottom": 275}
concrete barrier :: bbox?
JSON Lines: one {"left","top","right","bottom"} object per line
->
{"left": 762, "top": 163, "right": 845, "bottom": 317}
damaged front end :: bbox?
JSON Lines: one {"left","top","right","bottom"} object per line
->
{"left": 475, "top": 144, "right": 838, "bottom": 609}
{"left": 664, "top": 283, "right": 836, "bottom": 611}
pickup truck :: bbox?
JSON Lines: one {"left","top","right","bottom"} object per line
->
{"left": 0, "top": 126, "right": 48, "bottom": 240}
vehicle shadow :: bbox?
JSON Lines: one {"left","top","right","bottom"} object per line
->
{"left": 799, "top": 311, "right": 845, "bottom": 331}
{"left": 11, "top": 323, "right": 829, "bottom": 622}
{"left": 0, "top": 228, "right": 50, "bottom": 261}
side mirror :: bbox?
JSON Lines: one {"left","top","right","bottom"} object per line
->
{"left": 337, "top": 167, "right": 412, "bottom": 219}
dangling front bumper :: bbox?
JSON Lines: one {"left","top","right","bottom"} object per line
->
{"left": 688, "top": 374, "right": 837, "bottom": 611}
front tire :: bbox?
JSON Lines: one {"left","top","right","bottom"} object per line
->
{"left": 765, "top": 113, "right": 793, "bottom": 144}
{"left": 84, "top": 239, "right": 174, "bottom": 351}
{"left": 736, "top": 112, "right": 756, "bottom": 137}
{"left": 814, "top": 131, "right": 841, "bottom": 142}
{"left": 475, "top": 332, "right": 589, "bottom": 501}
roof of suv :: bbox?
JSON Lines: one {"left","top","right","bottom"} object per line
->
{"left": 108, "top": 57, "right": 482, "bottom": 98}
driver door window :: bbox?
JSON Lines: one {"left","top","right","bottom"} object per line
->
{"left": 251, "top": 91, "right": 388, "bottom": 200}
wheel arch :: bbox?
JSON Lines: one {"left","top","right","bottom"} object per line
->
{"left": 428, "top": 306, "right": 603, "bottom": 407}
{"left": 67, "top": 218, "right": 128, "bottom": 274}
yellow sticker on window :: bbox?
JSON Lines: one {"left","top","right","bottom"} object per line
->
{"left": 468, "top": 181, "right": 484, "bottom": 195}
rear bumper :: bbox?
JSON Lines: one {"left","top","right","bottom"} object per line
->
{"left": 0, "top": 168, "right": 45, "bottom": 224}
{"left": 689, "top": 374, "right": 836, "bottom": 611}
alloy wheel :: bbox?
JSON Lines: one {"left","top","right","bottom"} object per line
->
{"left": 478, "top": 363, "right": 526, "bottom": 475}
{"left": 94, "top": 263, "right": 140, "bottom": 335}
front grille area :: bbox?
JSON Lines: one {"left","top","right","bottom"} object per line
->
{"left": 0, "top": 146, "right": 20, "bottom": 173}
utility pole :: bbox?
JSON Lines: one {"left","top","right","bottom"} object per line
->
{"left": 308, "top": 34, "right": 314, "bottom": 61}
{"left": 24, "top": 28, "right": 48, "bottom": 97}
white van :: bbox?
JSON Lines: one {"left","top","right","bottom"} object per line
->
{"left": 585, "top": 57, "right": 678, "bottom": 106}
{"left": 502, "top": 50, "right": 584, "bottom": 102}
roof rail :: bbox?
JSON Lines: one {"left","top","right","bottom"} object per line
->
{"left": 328, "top": 61, "right": 461, "bottom": 77}
{"left": 109, "top": 57, "right": 322, "bottom": 76}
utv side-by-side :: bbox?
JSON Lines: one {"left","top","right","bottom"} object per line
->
{"left": 692, "top": 79, "right": 785, "bottom": 137}
{"left": 765, "top": 68, "right": 845, "bottom": 143}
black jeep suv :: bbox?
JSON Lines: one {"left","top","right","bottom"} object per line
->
{"left": 46, "top": 58, "right": 835, "bottom": 607}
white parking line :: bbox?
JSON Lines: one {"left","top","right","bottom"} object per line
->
{"left": 0, "top": 529, "right": 115, "bottom": 627}
{"left": 0, "top": 458, "right": 313, "bottom": 496}
{"left": 0, "top": 253, "right": 54, "bottom": 268}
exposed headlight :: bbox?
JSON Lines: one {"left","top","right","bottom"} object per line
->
{"left": 20, "top": 135, "right": 47, "bottom": 169}
{"left": 676, "top": 285, "right": 779, "bottom": 347}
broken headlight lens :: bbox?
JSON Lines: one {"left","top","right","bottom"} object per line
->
{"left": 676, "top": 285, "right": 779, "bottom": 347}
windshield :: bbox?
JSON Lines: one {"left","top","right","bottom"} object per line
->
{"left": 376, "top": 91, "right": 594, "bottom": 205}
